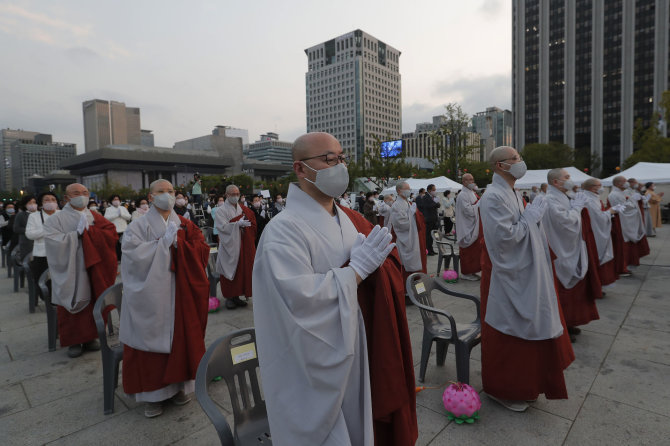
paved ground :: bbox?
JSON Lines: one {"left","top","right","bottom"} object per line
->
{"left": 1, "top": 226, "right": 669, "bottom": 445}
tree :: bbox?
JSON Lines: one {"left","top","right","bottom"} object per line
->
{"left": 521, "top": 142, "right": 574, "bottom": 169}
{"left": 624, "top": 114, "right": 670, "bottom": 168}
{"left": 430, "top": 103, "right": 478, "bottom": 180}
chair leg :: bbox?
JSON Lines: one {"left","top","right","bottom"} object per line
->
{"left": 28, "top": 281, "right": 36, "bottom": 313}
{"left": 454, "top": 255, "right": 460, "bottom": 277}
{"left": 435, "top": 340, "right": 449, "bottom": 366}
{"left": 419, "top": 332, "right": 433, "bottom": 383}
{"left": 13, "top": 270, "right": 19, "bottom": 292}
{"left": 102, "top": 353, "right": 116, "bottom": 415}
{"left": 20, "top": 269, "right": 25, "bottom": 288}
{"left": 436, "top": 254, "right": 443, "bottom": 275}
{"left": 455, "top": 342, "right": 471, "bottom": 385}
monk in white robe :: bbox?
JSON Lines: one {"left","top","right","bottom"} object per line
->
{"left": 542, "top": 169, "right": 599, "bottom": 339}
{"left": 120, "top": 179, "right": 210, "bottom": 418}
{"left": 479, "top": 147, "right": 574, "bottom": 412}
{"left": 44, "top": 183, "right": 118, "bottom": 358}
{"left": 254, "top": 132, "right": 417, "bottom": 446}
{"left": 608, "top": 176, "right": 649, "bottom": 269}
{"left": 215, "top": 185, "right": 256, "bottom": 310}
{"left": 389, "top": 182, "right": 423, "bottom": 276}
{"left": 455, "top": 173, "right": 483, "bottom": 280}
{"left": 377, "top": 194, "right": 394, "bottom": 228}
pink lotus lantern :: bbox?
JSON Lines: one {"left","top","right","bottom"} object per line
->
{"left": 442, "top": 270, "right": 458, "bottom": 283}
{"left": 208, "top": 297, "right": 220, "bottom": 313}
{"left": 442, "top": 382, "right": 481, "bottom": 424}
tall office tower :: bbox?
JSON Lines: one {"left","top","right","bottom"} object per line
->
{"left": 513, "top": 0, "right": 669, "bottom": 173}
{"left": 82, "top": 99, "right": 142, "bottom": 152}
{"left": 0, "top": 129, "right": 45, "bottom": 191}
{"left": 305, "top": 29, "right": 402, "bottom": 163}
{"left": 10, "top": 137, "right": 76, "bottom": 190}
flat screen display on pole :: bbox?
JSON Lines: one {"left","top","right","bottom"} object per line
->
{"left": 380, "top": 140, "right": 403, "bottom": 158}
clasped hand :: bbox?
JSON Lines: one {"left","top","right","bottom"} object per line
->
{"left": 349, "top": 225, "right": 395, "bottom": 281}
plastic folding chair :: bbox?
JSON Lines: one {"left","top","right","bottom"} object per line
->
{"left": 37, "top": 270, "right": 58, "bottom": 352}
{"left": 406, "top": 273, "right": 481, "bottom": 384}
{"left": 21, "top": 254, "right": 38, "bottom": 313}
{"left": 11, "top": 247, "right": 25, "bottom": 291}
{"left": 432, "top": 230, "right": 460, "bottom": 276}
{"left": 196, "top": 328, "right": 271, "bottom": 445}
{"left": 93, "top": 282, "right": 124, "bottom": 415}
{"left": 207, "top": 248, "right": 219, "bottom": 297}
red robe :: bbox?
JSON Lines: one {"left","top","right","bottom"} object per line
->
{"left": 606, "top": 200, "right": 649, "bottom": 270}
{"left": 57, "top": 211, "right": 118, "bottom": 347}
{"left": 340, "top": 206, "right": 418, "bottom": 446}
{"left": 123, "top": 216, "right": 210, "bottom": 394}
{"left": 219, "top": 206, "right": 257, "bottom": 298}
{"left": 459, "top": 206, "right": 483, "bottom": 275}
{"left": 480, "top": 239, "right": 575, "bottom": 400}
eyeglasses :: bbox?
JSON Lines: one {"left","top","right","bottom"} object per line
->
{"left": 300, "top": 153, "right": 349, "bottom": 166}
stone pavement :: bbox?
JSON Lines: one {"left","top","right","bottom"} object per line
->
{"left": 1, "top": 226, "right": 669, "bottom": 445}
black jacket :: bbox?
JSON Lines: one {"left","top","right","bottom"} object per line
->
{"left": 418, "top": 194, "right": 440, "bottom": 223}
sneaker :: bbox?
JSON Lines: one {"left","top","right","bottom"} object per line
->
{"left": 84, "top": 339, "right": 101, "bottom": 351}
{"left": 460, "top": 274, "right": 480, "bottom": 281}
{"left": 488, "top": 395, "right": 529, "bottom": 412}
{"left": 225, "top": 299, "right": 237, "bottom": 310}
{"left": 232, "top": 297, "right": 248, "bottom": 307}
{"left": 619, "top": 271, "right": 632, "bottom": 277}
{"left": 67, "top": 344, "right": 84, "bottom": 358}
{"left": 172, "top": 390, "right": 191, "bottom": 406}
{"left": 144, "top": 402, "right": 163, "bottom": 418}
{"left": 570, "top": 334, "right": 577, "bottom": 343}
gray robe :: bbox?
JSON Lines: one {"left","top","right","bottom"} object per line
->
{"left": 582, "top": 191, "right": 614, "bottom": 265}
{"left": 455, "top": 187, "right": 480, "bottom": 248}
{"left": 44, "top": 204, "right": 95, "bottom": 313}
{"left": 119, "top": 206, "right": 181, "bottom": 354}
{"left": 252, "top": 183, "right": 373, "bottom": 446}
{"left": 479, "top": 173, "right": 563, "bottom": 340}
{"left": 389, "top": 198, "right": 422, "bottom": 272}
{"left": 215, "top": 202, "right": 243, "bottom": 280}
{"left": 608, "top": 188, "right": 645, "bottom": 243}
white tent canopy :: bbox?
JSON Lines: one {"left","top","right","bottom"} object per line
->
{"left": 381, "top": 176, "right": 462, "bottom": 196}
{"left": 601, "top": 162, "right": 670, "bottom": 186}
{"left": 513, "top": 166, "right": 595, "bottom": 189}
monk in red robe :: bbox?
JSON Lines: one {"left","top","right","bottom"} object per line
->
{"left": 455, "top": 174, "right": 483, "bottom": 280}
{"left": 44, "top": 183, "right": 118, "bottom": 358}
{"left": 120, "top": 179, "right": 210, "bottom": 418}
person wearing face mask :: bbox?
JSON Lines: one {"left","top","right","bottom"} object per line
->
{"left": 25, "top": 192, "right": 60, "bottom": 292}
{"left": 250, "top": 195, "right": 268, "bottom": 246}
{"left": 208, "top": 195, "right": 225, "bottom": 245}
{"left": 131, "top": 198, "right": 150, "bottom": 221}
{"left": 339, "top": 192, "right": 352, "bottom": 209}
{"left": 478, "top": 147, "right": 574, "bottom": 412}
{"left": 580, "top": 178, "right": 620, "bottom": 287}
{"left": 645, "top": 182, "right": 664, "bottom": 230}
{"left": 268, "top": 193, "right": 285, "bottom": 218}
{"left": 607, "top": 176, "right": 649, "bottom": 270}
{"left": 104, "top": 194, "right": 131, "bottom": 261}
{"left": 44, "top": 183, "right": 118, "bottom": 358}
{"left": 456, "top": 174, "right": 483, "bottom": 280}
{"left": 173, "top": 193, "right": 191, "bottom": 220}
{"left": 215, "top": 184, "right": 257, "bottom": 310}
{"left": 13, "top": 195, "right": 37, "bottom": 263}
{"left": 389, "top": 181, "right": 426, "bottom": 277}
{"left": 1, "top": 203, "right": 17, "bottom": 250}
{"left": 542, "top": 168, "right": 600, "bottom": 342}
{"left": 417, "top": 184, "right": 440, "bottom": 256}
{"left": 439, "top": 190, "right": 455, "bottom": 233}
{"left": 253, "top": 132, "right": 416, "bottom": 446}
{"left": 87, "top": 200, "right": 100, "bottom": 213}
{"left": 376, "top": 194, "right": 394, "bottom": 228}
{"left": 362, "top": 191, "right": 378, "bottom": 225}
{"left": 120, "top": 179, "right": 210, "bottom": 418}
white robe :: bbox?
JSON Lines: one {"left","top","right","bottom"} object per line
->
{"left": 215, "top": 202, "right": 243, "bottom": 280}
{"left": 377, "top": 201, "right": 392, "bottom": 228}
{"left": 119, "top": 206, "right": 180, "bottom": 354}
{"left": 479, "top": 174, "right": 563, "bottom": 340}
{"left": 252, "top": 183, "right": 373, "bottom": 446}
{"left": 455, "top": 187, "right": 480, "bottom": 248}
{"left": 581, "top": 191, "right": 614, "bottom": 265}
{"left": 43, "top": 204, "right": 95, "bottom": 313}
{"left": 608, "top": 188, "right": 645, "bottom": 243}
{"left": 389, "top": 198, "right": 422, "bottom": 272}
{"left": 542, "top": 187, "right": 588, "bottom": 290}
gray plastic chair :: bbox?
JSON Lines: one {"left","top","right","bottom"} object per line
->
{"left": 406, "top": 273, "right": 481, "bottom": 384}
{"left": 11, "top": 247, "right": 25, "bottom": 291}
{"left": 21, "top": 254, "right": 38, "bottom": 313}
{"left": 196, "top": 328, "right": 272, "bottom": 446}
{"left": 1, "top": 242, "right": 6, "bottom": 268}
{"left": 93, "top": 282, "right": 124, "bottom": 415}
{"left": 37, "top": 269, "right": 58, "bottom": 352}
{"left": 207, "top": 249, "right": 219, "bottom": 297}
{"left": 201, "top": 226, "right": 215, "bottom": 246}
{"left": 432, "top": 230, "right": 460, "bottom": 277}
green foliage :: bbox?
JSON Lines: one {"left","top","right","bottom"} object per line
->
{"left": 90, "top": 181, "right": 147, "bottom": 202}
{"left": 624, "top": 115, "right": 670, "bottom": 169}
{"left": 521, "top": 142, "right": 575, "bottom": 170}
{"left": 459, "top": 160, "right": 493, "bottom": 185}
{"left": 430, "top": 103, "right": 478, "bottom": 180}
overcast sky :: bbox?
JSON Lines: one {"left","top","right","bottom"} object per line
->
{"left": 0, "top": 0, "right": 511, "bottom": 153}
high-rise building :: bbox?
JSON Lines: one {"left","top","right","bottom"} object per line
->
{"left": 305, "top": 29, "right": 402, "bottom": 162}
{"left": 0, "top": 129, "right": 50, "bottom": 191}
{"left": 244, "top": 132, "right": 293, "bottom": 165}
{"left": 471, "top": 107, "right": 513, "bottom": 161}
{"left": 82, "top": 99, "right": 142, "bottom": 152}
{"left": 10, "top": 137, "right": 76, "bottom": 191}
{"left": 513, "top": 0, "right": 669, "bottom": 173}
{"left": 402, "top": 117, "right": 481, "bottom": 163}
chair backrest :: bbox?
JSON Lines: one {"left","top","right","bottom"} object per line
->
{"left": 196, "top": 328, "right": 268, "bottom": 445}
{"left": 11, "top": 246, "right": 21, "bottom": 266}
{"left": 20, "top": 253, "right": 32, "bottom": 271}
{"left": 406, "top": 273, "right": 442, "bottom": 326}
{"left": 201, "top": 227, "right": 214, "bottom": 245}
{"left": 93, "top": 283, "right": 123, "bottom": 351}
{"left": 206, "top": 250, "right": 218, "bottom": 280}
{"left": 37, "top": 269, "right": 51, "bottom": 303}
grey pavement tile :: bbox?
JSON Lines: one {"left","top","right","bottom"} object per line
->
{"left": 0, "top": 383, "right": 30, "bottom": 418}
{"left": 565, "top": 394, "right": 670, "bottom": 446}
{"left": 428, "top": 401, "right": 571, "bottom": 446}
{"left": 640, "top": 277, "right": 670, "bottom": 293}
{"left": 0, "top": 321, "right": 53, "bottom": 361}
{"left": 171, "top": 420, "right": 226, "bottom": 446}
{"left": 416, "top": 403, "right": 450, "bottom": 446}
{"left": 609, "top": 325, "right": 670, "bottom": 366}
{"left": 580, "top": 305, "right": 628, "bottom": 336}
{"left": 0, "top": 343, "right": 10, "bottom": 362}
{"left": 0, "top": 388, "right": 126, "bottom": 446}
{"left": 0, "top": 348, "right": 99, "bottom": 387}
{"left": 591, "top": 351, "right": 670, "bottom": 417}
{"left": 0, "top": 297, "right": 47, "bottom": 332}
{"left": 634, "top": 290, "right": 670, "bottom": 310}
{"left": 624, "top": 303, "right": 670, "bottom": 333}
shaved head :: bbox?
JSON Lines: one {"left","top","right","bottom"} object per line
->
{"left": 613, "top": 176, "right": 626, "bottom": 187}
{"left": 292, "top": 132, "right": 341, "bottom": 161}
{"left": 547, "top": 168, "right": 566, "bottom": 184}
{"left": 150, "top": 179, "right": 172, "bottom": 193}
{"left": 65, "top": 183, "right": 88, "bottom": 197}
{"left": 582, "top": 178, "right": 601, "bottom": 190}
{"left": 489, "top": 146, "right": 516, "bottom": 168}
{"left": 396, "top": 181, "right": 409, "bottom": 193}
{"left": 225, "top": 184, "right": 240, "bottom": 196}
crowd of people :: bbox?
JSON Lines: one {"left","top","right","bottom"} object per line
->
{"left": 4, "top": 131, "right": 666, "bottom": 444}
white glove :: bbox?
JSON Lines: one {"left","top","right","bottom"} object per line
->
{"left": 641, "top": 194, "right": 650, "bottom": 203}
{"left": 632, "top": 193, "right": 642, "bottom": 201}
{"left": 163, "top": 221, "right": 179, "bottom": 248}
{"left": 611, "top": 204, "right": 626, "bottom": 213}
{"left": 522, "top": 199, "right": 547, "bottom": 226}
{"left": 76, "top": 213, "right": 89, "bottom": 235}
{"left": 410, "top": 202, "right": 417, "bottom": 214}
{"left": 237, "top": 218, "right": 252, "bottom": 228}
{"left": 349, "top": 225, "right": 396, "bottom": 280}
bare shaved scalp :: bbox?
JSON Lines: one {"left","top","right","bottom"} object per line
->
{"left": 489, "top": 146, "right": 516, "bottom": 168}
{"left": 292, "top": 132, "right": 341, "bottom": 161}
{"left": 613, "top": 175, "right": 626, "bottom": 187}
{"left": 225, "top": 184, "right": 239, "bottom": 195}
{"left": 582, "top": 178, "right": 600, "bottom": 189}
{"left": 150, "top": 179, "right": 172, "bottom": 193}
{"left": 65, "top": 183, "right": 88, "bottom": 197}
{"left": 396, "top": 181, "right": 409, "bottom": 193}
{"left": 547, "top": 168, "right": 565, "bottom": 184}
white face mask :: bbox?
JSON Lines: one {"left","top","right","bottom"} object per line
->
{"left": 467, "top": 183, "right": 478, "bottom": 191}
{"left": 69, "top": 195, "right": 89, "bottom": 208}
{"left": 559, "top": 179, "right": 575, "bottom": 192}
{"left": 152, "top": 193, "right": 175, "bottom": 211}
{"left": 253, "top": 201, "right": 261, "bottom": 209}
{"left": 5, "top": 208, "right": 14, "bottom": 215}
{"left": 112, "top": 200, "right": 121, "bottom": 207}
{"left": 301, "top": 162, "right": 349, "bottom": 198}
{"left": 217, "top": 201, "right": 225, "bottom": 206}
{"left": 597, "top": 187, "right": 604, "bottom": 194}
{"left": 501, "top": 160, "right": 527, "bottom": 179}
{"left": 140, "top": 204, "right": 149, "bottom": 211}
{"left": 276, "top": 198, "right": 283, "bottom": 204}
{"left": 26, "top": 203, "right": 38, "bottom": 212}
{"left": 623, "top": 181, "right": 630, "bottom": 189}
{"left": 227, "top": 196, "right": 239, "bottom": 205}
{"left": 175, "top": 198, "right": 187, "bottom": 207}
{"left": 89, "top": 206, "right": 98, "bottom": 211}
{"left": 400, "top": 189, "right": 411, "bottom": 199}
{"left": 43, "top": 202, "right": 58, "bottom": 212}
